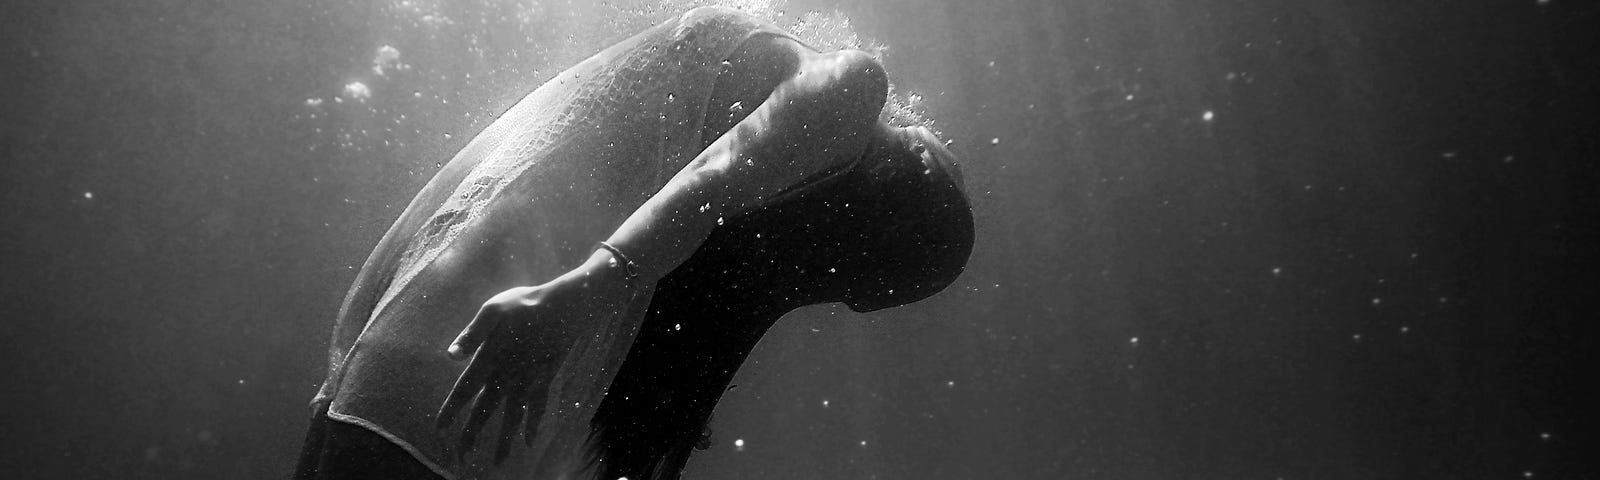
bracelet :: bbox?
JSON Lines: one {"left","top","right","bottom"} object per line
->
{"left": 595, "top": 241, "right": 641, "bottom": 281}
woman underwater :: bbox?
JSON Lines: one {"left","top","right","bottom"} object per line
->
{"left": 296, "top": 7, "right": 973, "bottom": 480}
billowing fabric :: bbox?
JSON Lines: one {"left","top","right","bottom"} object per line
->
{"left": 311, "top": 8, "right": 793, "bottom": 479}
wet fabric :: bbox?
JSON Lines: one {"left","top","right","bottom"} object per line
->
{"left": 294, "top": 401, "right": 441, "bottom": 480}
{"left": 309, "top": 8, "right": 794, "bottom": 479}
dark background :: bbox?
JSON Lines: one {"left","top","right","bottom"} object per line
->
{"left": 1, "top": 0, "right": 1594, "bottom": 478}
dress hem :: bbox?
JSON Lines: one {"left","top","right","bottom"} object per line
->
{"left": 325, "top": 408, "right": 459, "bottom": 480}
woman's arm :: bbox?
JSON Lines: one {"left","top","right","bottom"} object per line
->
{"left": 437, "top": 41, "right": 890, "bottom": 462}
{"left": 444, "top": 43, "right": 888, "bottom": 357}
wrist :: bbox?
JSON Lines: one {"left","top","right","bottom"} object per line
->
{"left": 594, "top": 241, "right": 641, "bottom": 279}
{"left": 577, "top": 244, "right": 643, "bottom": 290}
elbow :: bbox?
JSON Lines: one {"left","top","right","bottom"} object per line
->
{"left": 827, "top": 50, "right": 889, "bottom": 124}
{"left": 787, "top": 49, "right": 887, "bottom": 129}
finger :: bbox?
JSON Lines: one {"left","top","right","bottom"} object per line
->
{"left": 448, "top": 388, "right": 483, "bottom": 467}
{"left": 510, "top": 348, "right": 559, "bottom": 448}
{"left": 435, "top": 383, "right": 479, "bottom": 431}
{"left": 436, "top": 351, "right": 496, "bottom": 429}
{"left": 492, "top": 357, "right": 541, "bottom": 451}
{"left": 459, "top": 380, "right": 501, "bottom": 455}
{"left": 449, "top": 306, "right": 504, "bottom": 360}
{"left": 494, "top": 364, "right": 539, "bottom": 450}
{"left": 522, "top": 380, "right": 550, "bottom": 447}
{"left": 494, "top": 397, "right": 527, "bottom": 465}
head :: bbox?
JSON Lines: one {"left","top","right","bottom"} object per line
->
{"left": 667, "top": 119, "right": 974, "bottom": 312}
{"left": 808, "top": 121, "right": 974, "bottom": 311}
{"left": 867, "top": 123, "right": 966, "bottom": 191}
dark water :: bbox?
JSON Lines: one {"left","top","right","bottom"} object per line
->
{"left": 2, "top": 0, "right": 1595, "bottom": 478}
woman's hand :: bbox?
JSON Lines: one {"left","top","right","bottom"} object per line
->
{"left": 434, "top": 249, "right": 636, "bottom": 464}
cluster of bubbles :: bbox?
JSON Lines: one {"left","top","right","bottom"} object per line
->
{"left": 297, "top": 0, "right": 937, "bottom": 158}
{"left": 296, "top": 39, "right": 429, "bottom": 154}
{"left": 605, "top": 0, "right": 937, "bottom": 131}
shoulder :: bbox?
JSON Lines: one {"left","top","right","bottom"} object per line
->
{"left": 661, "top": 6, "right": 794, "bottom": 68}
{"left": 673, "top": 7, "right": 766, "bottom": 42}
{"left": 678, "top": 6, "right": 755, "bottom": 24}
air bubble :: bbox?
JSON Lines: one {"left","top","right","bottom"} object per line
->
{"left": 372, "top": 45, "right": 402, "bottom": 75}
{"left": 343, "top": 82, "right": 372, "bottom": 101}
